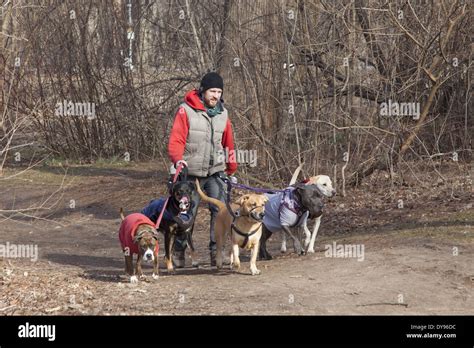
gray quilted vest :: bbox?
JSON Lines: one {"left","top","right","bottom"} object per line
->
{"left": 181, "top": 102, "right": 228, "bottom": 177}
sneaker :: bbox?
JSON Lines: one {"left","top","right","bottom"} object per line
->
{"left": 173, "top": 250, "right": 185, "bottom": 268}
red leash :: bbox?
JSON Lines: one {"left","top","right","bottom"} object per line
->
{"left": 154, "top": 163, "right": 185, "bottom": 229}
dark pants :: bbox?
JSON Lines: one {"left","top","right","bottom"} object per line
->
{"left": 174, "top": 172, "right": 226, "bottom": 252}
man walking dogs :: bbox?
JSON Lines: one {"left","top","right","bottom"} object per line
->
{"left": 168, "top": 72, "right": 237, "bottom": 267}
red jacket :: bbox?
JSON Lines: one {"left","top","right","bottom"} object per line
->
{"left": 119, "top": 213, "right": 159, "bottom": 256}
{"left": 168, "top": 89, "right": 237, "bottom": 175}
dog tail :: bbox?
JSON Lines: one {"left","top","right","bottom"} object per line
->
{"left": 119, "top": 207, "right": 125, "bottom": 221}
{"left": 289, "top": 164, "right": 303, "bottom": 185}
{"left": 195, "top": 179, "right": 226, "bottom": 212}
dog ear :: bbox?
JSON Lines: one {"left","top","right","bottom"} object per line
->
{"left": 294, "top": 183, "right": 307, "bottom": 190}
{"left": 133, "top": 233, "right": 143, "bottom": 244}
{"left": 169, "top": 182, "right": 178, "bottom": 195}
{"left": 236, "top": 194, "right": 250, "bottom": 205}
{"left": 152, "top": 229, "right": 160, "bottom": 240}
{"left": 297, "top": 183, "right": 320, "bottom": 194}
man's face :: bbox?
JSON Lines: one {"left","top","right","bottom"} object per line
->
{"left": 202, "top": 88, "right": 222, "bottom": 108}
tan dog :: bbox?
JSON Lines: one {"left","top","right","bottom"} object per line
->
{"left": 195, "top": 180, "right": 268, "bottom": 275}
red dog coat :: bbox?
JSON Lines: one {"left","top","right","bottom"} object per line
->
{"left": 119, "top": 213, "right": 159, "bottom": 256}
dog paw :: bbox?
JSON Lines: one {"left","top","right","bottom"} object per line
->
{"left": 130, "top": 275, "right": 138, "bottom": 284}
{"left": 139, "top": 274, "right": 147, "bottom": 281}
{"left": 307, "top": 248, "right": 315, "bottom": 253}
{"left": 222, "top": 257, "right": 231, "bottom": 266}
{"left": 280, "top": 246, "right": 287, "bottom": 253}
{"left": 251, "top": 268, "right": 261, "bottom": 275}
{"left": 152, "top": 273, "right": 159, "bottom": 280}
{"left": 294, "top": 246, "right": 304, "bottom": 255}
{"left": 191, "top": 261, "right": 200, "bottom": 268}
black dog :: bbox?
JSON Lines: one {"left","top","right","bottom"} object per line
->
{"left": 141, "top": 180, "right": 197, "bottom": 273}
{"left": 259, "top": 184, "right": 324, "bottom": 260}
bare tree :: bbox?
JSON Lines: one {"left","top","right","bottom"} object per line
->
{"left": 1, "top": 0, "right": 471, "bottom": 185}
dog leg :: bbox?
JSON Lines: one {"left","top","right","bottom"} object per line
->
{"left": 302, "top": 223, "right": 312, "bottom": 251}
{"left": 125, "top": 255, "right": 137, "bottom": 283}
{"left": 250, "top": 240, "right": 261, "bottom": 275}
{"left": 135, "top": 254, "right": 144, "bottom": 281}
{"left": 282, "top": 226, "right": 304, "bottom": 255}
{"left": 164, "top": 232, "right": 175, "bottom": 274}
{"left": 124, "top": 255, "right": 133, "bottom": 275}
{"left": 152, "top": 252, "right": 159, "bottom": 280}
{"left": 215, "top": 225, "right": 225, "bottom": 270}
{"left": 186, "top": 231, "right": 199, "bottom": 268}
{"left": 307, "top": 216, "right": 322, "bottom": 253}
{"left": 230, "top": 243, "right": 240, "bottom": 271}
{"left": 216, "top": 247, "right": 223, "bottom": 269}
{"left": 280, "top": 233, "right": 287, "bottom": 253}
{"left": 258, "top": 226, "right": 273, "bottom": 260}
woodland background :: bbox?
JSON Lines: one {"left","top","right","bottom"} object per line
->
{"left": 1, "top": 0, "right": 472, "bottom": 185}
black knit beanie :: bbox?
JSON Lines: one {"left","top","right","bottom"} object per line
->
{"left": 200, "top": 72, "right": 224, "bottom": 93}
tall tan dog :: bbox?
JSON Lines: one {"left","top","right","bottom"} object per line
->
{"left": 195, "top": 180, "right": 268, "bottom": 275}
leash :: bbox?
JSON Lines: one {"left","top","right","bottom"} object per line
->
{"left": 223, "top": 176, "right": 306, "bottom": 229}
{"left": 223, "top": 178, "right": 239, "bottom": 220}
{"left": 221, "top": 176, "right": 285, "bottom": 219}
{"left": 228, "top": 182, "right": 286, "bottom": 194}
{"left": 221, "top": 175, "right": 319, "bottom": 240}
{"left": 154, "top": 163, "right": 185, "bottom": 229}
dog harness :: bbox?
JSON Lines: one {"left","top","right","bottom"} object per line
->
{"left": 263, "top": 187, "right": 309, "bottom": 233}
{"left": 119, "top": 213, "right": 159, "bottom": 255}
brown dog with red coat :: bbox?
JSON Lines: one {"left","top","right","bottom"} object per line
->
{"left": 119, "top": 208, "right": 160, "bottom": 283}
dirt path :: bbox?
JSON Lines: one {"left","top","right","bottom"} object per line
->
{"left": 1, "top": 162, "right": 473, "bottom": 315}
